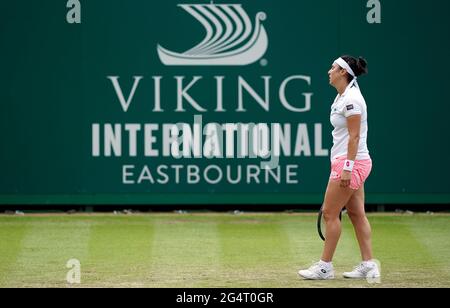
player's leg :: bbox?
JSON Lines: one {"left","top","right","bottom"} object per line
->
{"left": 344, "top": 185, "right": 380, "bottom": 279}
{"left": 320, "top": 179, "right": 355, "bottom": 262}
{"left": 345, "top": 185, "right": 373, "bottom": 261}
{"left": 298, "top": 180, "right": 354, "bottom": 280}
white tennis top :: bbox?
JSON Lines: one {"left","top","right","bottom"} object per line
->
{"left": 330, "top": 81, "right": 370, "bottom": 161}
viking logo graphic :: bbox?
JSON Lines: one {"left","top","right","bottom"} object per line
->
{"left": 157, "top": 2, "right": 268, "bottom": 66}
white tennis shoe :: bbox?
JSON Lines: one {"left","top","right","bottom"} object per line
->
{"left": 343, "top": 261, "right": 380, "bottom": 279}
{"left": 298, "top": 262, "right": 335, "bottom": 280}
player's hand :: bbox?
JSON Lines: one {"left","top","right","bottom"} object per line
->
{"left": 340, "top": 171, "right": 351, "bottom": 188}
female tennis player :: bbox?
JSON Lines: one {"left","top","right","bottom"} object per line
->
{"left": 298, "top": 56, "right": 380, "bottom": 280}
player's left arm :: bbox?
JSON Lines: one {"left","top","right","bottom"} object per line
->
{"left": 341, "top": 115, "right": 361, "bottom": 187}
{"left": 346, "top": 115, "right": 361, "bottom": 161}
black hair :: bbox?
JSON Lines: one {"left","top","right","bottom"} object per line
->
{"left": 340, "top": 55, "right": 368, "bottom": 83}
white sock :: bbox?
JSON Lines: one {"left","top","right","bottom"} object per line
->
{"left": 362, "top": 260, "right": 375, "bottom": 267}
{"left": 319, "top": 260, "right": 333, "bottom": 269}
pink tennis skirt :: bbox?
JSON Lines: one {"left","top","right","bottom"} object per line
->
{"left": 330, "top": 156, "right": 372, "bottom": 190}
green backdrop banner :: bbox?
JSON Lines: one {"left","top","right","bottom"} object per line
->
{"left": 1, "top": 0, "right": 449, "bottom": 204}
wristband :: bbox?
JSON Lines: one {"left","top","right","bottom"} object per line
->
{"left": 343, "top": 160, "right": 355, "bottom": 172}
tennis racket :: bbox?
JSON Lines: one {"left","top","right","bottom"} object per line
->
{"left": 317, "top": 206, "right": 343, "bottom": 241}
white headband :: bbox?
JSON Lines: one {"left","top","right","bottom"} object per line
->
{"left": 334, "top": 57, "right": 356, "bottom": 78}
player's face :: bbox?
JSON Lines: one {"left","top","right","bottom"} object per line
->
{"left": 328, "top": 63, "right": 342, "bottom": 86}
